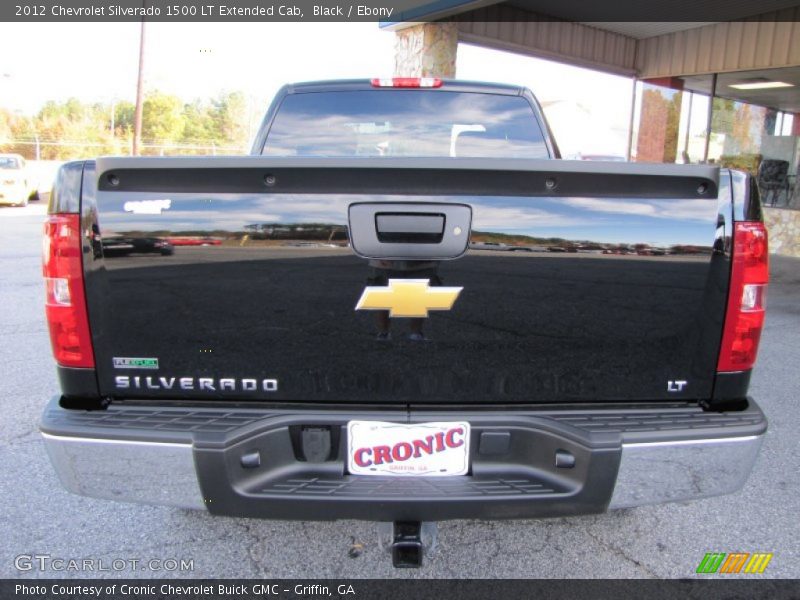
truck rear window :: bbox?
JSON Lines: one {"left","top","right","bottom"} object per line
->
{"left": 262, "top": 90, "right": 549, "bottom": 158}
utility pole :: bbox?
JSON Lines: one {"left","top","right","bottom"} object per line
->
{"left": 132, "top": 15, "right": 146, "bottom": 155}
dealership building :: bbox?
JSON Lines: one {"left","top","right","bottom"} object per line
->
{"left": 388, "top": 0, "right": 800, "bottom": 255}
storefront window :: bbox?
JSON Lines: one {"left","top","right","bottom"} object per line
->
{"left": 709, "top": 99, "right": 772, "bottom": 174}
{"left": 631, "top": 68, "right": 799, "bottom": 208}
{"left": 709, "top": 101, "right": 797, "bottom": 206}
{"left": 676, "top": 92, "right": 710, "bottom": 164}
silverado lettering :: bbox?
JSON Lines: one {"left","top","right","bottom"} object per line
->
{"left": 114, "top": 376, "right": 278, "bottom": 392}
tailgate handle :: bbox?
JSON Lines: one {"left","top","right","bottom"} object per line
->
{"left": 375, "top": 213, "right": 445, "bottom": 244}
{"left": 349, "top": 203, "right": 472, "bottom": 260}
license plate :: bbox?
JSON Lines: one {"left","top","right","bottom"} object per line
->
{"left": 347, "top": 421, "right": 470, "bottom": 476}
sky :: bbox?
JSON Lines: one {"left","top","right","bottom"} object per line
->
{"left": 112, "top": 190, "right": 716, "bottom": 246}
{"left": 0, "top": 22, "right": 633, "bottom": 157}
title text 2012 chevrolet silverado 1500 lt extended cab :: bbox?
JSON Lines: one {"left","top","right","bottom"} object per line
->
{"left": 40, "top": 79, "right": 769, "bottom": 567}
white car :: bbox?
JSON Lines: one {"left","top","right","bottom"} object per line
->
{"left": 0, "top": 154, "right": 34, "bottom": 207}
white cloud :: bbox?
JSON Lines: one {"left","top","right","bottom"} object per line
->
{"left": 563, "top": 197, "right": 715, "bottom": 222}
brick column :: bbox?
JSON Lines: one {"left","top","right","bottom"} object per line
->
{"left": 394, "top": 22, "right": 458, "bottom": 78}
{"left": 634, "top": 78, "right": 684, "bottom": 163}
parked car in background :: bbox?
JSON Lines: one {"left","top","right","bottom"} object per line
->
{"left": 578, "top": 153, "right": 627, "bottom": 162}
{"left": 101, "top": 236, "right": 174, "bottom": 257}
{"left": 469, "top": 241, "right": 535, "bottom": 252}
{"left": 0, "top": 154, "right": 35, "bottom": 206}
{"left": 166, "top": 236, "right": 222, "bottom": 246}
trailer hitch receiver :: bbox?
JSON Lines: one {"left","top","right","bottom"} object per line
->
{"left": 391, "top": 521, "right": 427, "bottom": 568}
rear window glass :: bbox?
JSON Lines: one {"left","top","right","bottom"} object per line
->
{"left": 263, "top": 90, "right": 548, "bottom": 159}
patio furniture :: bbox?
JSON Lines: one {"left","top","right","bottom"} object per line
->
{"left": 757, "top": 159, "right": 791, "bottom": 206}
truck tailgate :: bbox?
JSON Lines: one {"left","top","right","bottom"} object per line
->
{"left": 84, "top": 157, "right": 726, "bottom": 405}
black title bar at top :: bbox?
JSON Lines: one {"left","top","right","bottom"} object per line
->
{"left": 2, "top": 0, "right": 800, "bottom": 22}
{"left": 5, "top": 0, "right": 405, "bottom": 22}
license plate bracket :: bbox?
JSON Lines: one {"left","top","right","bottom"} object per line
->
{"left": 347, "top": 420, "right": 470, "bottom": 477}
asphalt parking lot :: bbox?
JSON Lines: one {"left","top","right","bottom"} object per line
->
{"left": 1, "top": 202, "right": 798, "bottom": 579}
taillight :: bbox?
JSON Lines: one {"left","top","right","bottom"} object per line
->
{"left": 718, "top": 222, "right": 768, "bottom": 372}
{"left": 43, "top": 213, "right": 94, "bottom": 368}
{"left": 371, "top": 77, "right": 443, "bottom": 88}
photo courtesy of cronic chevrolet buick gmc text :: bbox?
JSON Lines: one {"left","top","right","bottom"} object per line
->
{"left": 39, "top": 79, "right": 769, "bottom": 568}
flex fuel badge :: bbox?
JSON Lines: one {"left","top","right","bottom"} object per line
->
{"left": 113, "top": 357, "right": 159, "bottom": 370}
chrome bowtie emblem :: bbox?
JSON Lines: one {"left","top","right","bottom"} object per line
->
{"left": 355, "top": 279, "right": 463, "bottom": 318}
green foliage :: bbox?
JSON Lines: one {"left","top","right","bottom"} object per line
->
{"left": 141, "top": 91, "right": 185, "bottom": 148}
{"left": 0, "top": 90, "right": 251, "bottom": 160}
{"left": 181, "top": 99, "right": 215, "bottom": 148}
{"left": 114, "top": 100, "right": 136, "bottom": 134}
{"left": 719, "top": 153, "right": 762, "bottom": 176}
{"left": 711, "top": 98, "right": 736, "bottom": 134}
{"left": 210, "top": 91, "right": 248, "bottom": 147}
{"left": 0, "top": 108, "right": 39, "bottom": 157}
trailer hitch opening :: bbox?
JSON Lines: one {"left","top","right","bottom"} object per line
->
{"left": 389, "top": 521, "right": 437, "bottom": 568}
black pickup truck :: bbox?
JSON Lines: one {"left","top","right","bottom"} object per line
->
{"left": 41, "top": 79, "right": 769, "bottom": 567}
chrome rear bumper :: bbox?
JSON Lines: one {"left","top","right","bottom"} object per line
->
{"left": 42, "top": 433, "right": 206, "bottom": 509}
{"left": 40, "top": 397, "right": 766, "bottom": 518}
{"left": 608, "top": 435, "right": 763, "bottom": 509}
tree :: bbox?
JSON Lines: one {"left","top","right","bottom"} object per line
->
{"left": 114, "top": 100, "right": 136, "bottom": 135}
{"left": 34, "top": 97, "right": 116, "bottom": 158}
{"left": 711, "top": 98, "right": 735, "bottom": 135}
{"left": 141, "top": 91, "right": 185, "bottom": 151}
{"left": 0, "top": 108, "right": 16, "bottom": 148}
{"left": 0, "top": 90, "right": 251, "bottom": 159}
{"left": 731, "top": 103, "right": 756, "bottom": 154}
{"left": 209, "top": 91, "right": 248, "bottom": 150}
{"left": 180, "top": 99, "right": 215, "bottom": 151}
{"left": 0, "top": 108, "right": 37, "bottom": 157}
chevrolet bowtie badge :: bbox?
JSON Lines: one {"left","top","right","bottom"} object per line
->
{"left": 355, "top": 279, "right": 463, "bottom": 318}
